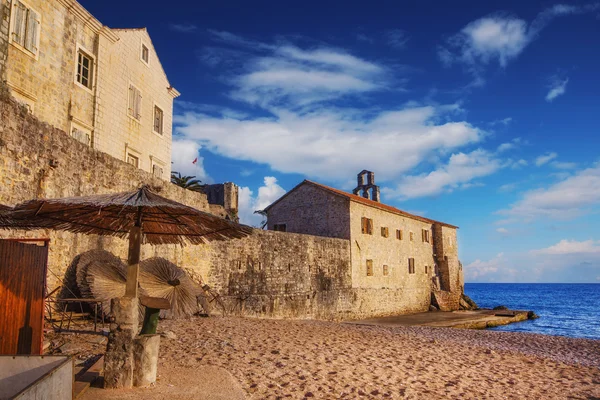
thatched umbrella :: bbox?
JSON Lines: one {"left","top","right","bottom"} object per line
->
{"left": 139, "top": 257, "right": 201, "bottom": 319}
{"left": 0, "top": 185, "right": 253, "bottom": 299}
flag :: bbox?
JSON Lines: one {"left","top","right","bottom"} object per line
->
{"left": 192, "top": 157, "right": 197, "bottom": 165}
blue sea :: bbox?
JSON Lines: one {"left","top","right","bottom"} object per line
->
{"left": 465, "top": 283, "right": 600, "bottom": 340}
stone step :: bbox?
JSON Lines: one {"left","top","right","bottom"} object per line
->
{"left": 74, "top": 356, "right": 104, "bottom": 399}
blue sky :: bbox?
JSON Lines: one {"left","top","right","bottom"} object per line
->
{"left": 84, "top": 1, "right": 600, "bottom": 283}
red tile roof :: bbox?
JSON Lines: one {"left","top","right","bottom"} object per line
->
{"left": 266, "top": 180, "right": 458, "bottom": 229}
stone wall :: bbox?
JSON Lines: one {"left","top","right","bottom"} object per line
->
{"left": 0, "top": 0, "right": 8, "bottom": 81}
{"left": 0, "top": 92, "right": 214, "bottom": 290}
{"left": 267, "top": 183, "right": 351, "bottom": 240}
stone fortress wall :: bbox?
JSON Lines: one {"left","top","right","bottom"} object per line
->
{"left": 0, "top": 93, "right": 426, "bottom": 320}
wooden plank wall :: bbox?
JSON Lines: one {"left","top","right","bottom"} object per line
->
{"left": 0, "top": 239, "right": 48, "bottom": 355}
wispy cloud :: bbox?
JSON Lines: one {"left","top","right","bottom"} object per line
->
{"left": 171, "top": 138, "right": 212, "bottom": 183}
{"left": 439, "top": 4, "right": 598, "bottom": 83}
{"left": 490, "top": 117, "right": 513, "bottom": 126}
{"left": 169, "top": 23, "right": 198, "bottom": 33}
{"left": 531, "top": 239, "right": 600, "bottom": 255}
{"left": 385, "top": 29, "right": 409, "bottom": 49}
{"left": 498, "top": 164, "right": 600, "bottom": 221}
{"left": 545, "top": 77, "right": 569, "bottom": 102}
{"left": 535, "top": 152, "right": 557, "bottom": 166}
{"left": 383, "top": 149, "right": 501, "bottom": 199}
{"left": 176, "top": 32, "right": 491, "bottom": 183}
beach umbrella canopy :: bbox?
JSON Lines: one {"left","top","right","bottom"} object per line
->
{"left": 0, "top": 185, "right": 253, "bottom": 297}
{"left": 139, "top": 257, "right": 202, "bottom": 319}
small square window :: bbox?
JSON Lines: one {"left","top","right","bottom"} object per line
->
{"left": 141, "top": 44, "right": 149, "bottom": 64}
{"left": 71, "top": 124, "right": 91, "bottom": 146}
{"left": 381, "top": 227, "right": 389, "bottom": 238}
{"left": 396, "top": 229, "right": 403, "bottom": 240}
{"left": 383, "top": 265, "right": 389, "bottom": 276}
{"left": 76, "top": 49, "right": 94, "bottom": 89}
{"left": 366, "top": 259, "right": 373, "bottom": 276}
{"left": 126, "top": 153, "right": 139, "bottom": 168}
{"left": 274, "top": 224, "right": 287, "bottom": 232}
{"left": 153, "top": 105, "right": 164, "bottom": 134}
{"left": 152, "top": 164, "right": 163, "bottom": 178}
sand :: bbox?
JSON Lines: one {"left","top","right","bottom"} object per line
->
{"left": 78, "top": 316, "right": 600, "bottom": 399}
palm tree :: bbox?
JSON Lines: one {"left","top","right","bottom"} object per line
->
{"left": 253, "top": 209, "right": 267, "bottom": 229}
{"left": 171, "top": 171, "right": 204, "bottom": 192}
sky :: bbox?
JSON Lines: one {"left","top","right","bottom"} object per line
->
{"left": 83, "top": 0, "right": 600, "bottom": 283}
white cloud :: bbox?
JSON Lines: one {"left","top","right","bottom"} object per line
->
{"left": 177, "top": 104, "right": 483, "bottom": 182}
{"left": 171, "top": 139, "right": 211, "bottom": 183}
{"left": 535, "top": 152, "right": 557, "bottom": 166}
{"left": 464, "top": 253, "right": 505, "bottom": 280}
{"left": 439, "top": 5, "right": 597, "bottom": 79}
{"left": 356, "top": 33, "right": 374, "bottom": 43}
{"left": 385, "top": 29, "right": 409, "bottom": 49}
{"left": 531, "top": 239, "right": 600, "bottom": 255}
{"left": 384, "top": 149, "right": 501, "bottom": 199}
{"left": 499, "top": 164, "right": 600, "bottom": 220}
{"left": 238, "top": 177, "right": 286, "bottom": 227}
{"left": 496, "top": 227, "right": 509, "bottom": 234}
{"left": 491, "top": 117, "right": 513, "bottom": 126}
{"left": 169, "top": 23, "right": 198, "bottom": 33}
{"left": 545, "top": 77, "right": 569, "bottom": 102}
{"left": 551, "top": 161, "right": 577, "bottom": 170}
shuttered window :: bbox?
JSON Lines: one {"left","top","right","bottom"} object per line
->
{"left": 383, "top": 265, "right": 389, "bottom": 276}
{"left": 361, "top": 217, "right": 373, "bottom": 235}
{"left": 126, "top": 153, "right": 139, "bottom": 167}
{"left": 422, "top": 229, "right": 430, "bottom": 243}
{"left": 152, "top": 164, "right": 163, "bottom": 178}
{"left": 128, "top": 85, "right": 142, "bottom": 120}
{"left": 381, "top": 227, "right": 389, "bottom": 238}
{"left": 11, "top": 1, "right": 40, "bottom": 55}
{"left": 153, "top": 105, "right": 164, "bottom": 134}
{"left": 408, "top": 258, "right": 415, "bottom": 274}
{"left": 366, "top": 259, "right": 373, "bottom": 276}
{"left": 141, "top": 44, "right": 149, "bottom": 64}
{"left": 396, "top": 229, "right": 403, "bottom": 240}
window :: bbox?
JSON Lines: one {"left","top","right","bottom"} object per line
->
{"left": 128, "top": 84, "right": 142, "bottom": 120}
{"left": 76, "top": 49, "right": 94, "bottom": 89}
{"left": 366, "top": 259, "right": 373, "bottom": 276}
{"left": 396, "top": 229, "right": 403, "bottom": 240}
{"left": 141, "top": 44, "right": 149, "bottom": 64}
{"left": 152, "top": 164, "right": 163, "bottom": 179}
{"left": 361, "top": 217, "right": 373, "bottom": 235}
{"left": 422, "top": 229, "right": 430, "bottom": 243}
{"left": 10, "top": 0, "right": 40, "bottom": 56}
{"left": 383, "top": 265, "right": 389, "bottom": 276}
{"left": 153, "top": 105, "right": 164, "bottom": 134}
{"left": 126, "top": 153, "right": 139, "bottom": 167}
{"left": 70, "top": 124, "right": 91, "bottom": 146}
{"left": 408, "top": 258, "right": 415, "bottom": 274}
{"left": 381, "top": 227, "right": 389, "bottom": 238}
{"left": 425, "top": 265, "right": 429, "bottom": 274}
{"left": 409, "top": 232, "right": 414, "bottom": 241}
{"left": 273, "top": 224, "right": 287, "bottom": 232}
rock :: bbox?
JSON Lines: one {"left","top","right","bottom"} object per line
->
{"left": 493, "top": 305, "right": 509, "bottom": 311}
{"left": 57, "top": 343, "right": 81, "bottom": 354}
{"left": 527, "top": 311, "right": 539, "bottom": 320}
{"left": 462, "top": 294, "right": 479, "bottom": 310}
{"left": 90, "top": 335, "right": 107, "bottom": 344}
{"left": 484, "top": 349, "right": 495, "bottom": 355}
{"left": 161, "top": 331, "right": 177, "bottom": 340}
{"left": 305, "top": 392, "right": 314, "bottom": 398}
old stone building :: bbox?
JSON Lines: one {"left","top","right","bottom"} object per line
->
{"left": 0, "top": 0, "right": 178, "bottom": 178}
{"left": 265, "top": 171, "right": 465, "bottom": 312}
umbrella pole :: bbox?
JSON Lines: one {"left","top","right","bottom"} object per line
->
{"left": 125, "top": 209, "right": 142, "bottom": 298}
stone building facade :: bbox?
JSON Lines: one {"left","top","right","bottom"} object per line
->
{"left": 265, "top": 173, "right": 464, "bottom": 312}
{"left": 1, "top": 94, "right": 428, "bottom": 320}
{"left": 1, "top": 0, "right": 178, "bottom": 178}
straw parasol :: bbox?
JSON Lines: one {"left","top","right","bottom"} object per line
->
{"left": 0, "top": 185, "right": 253, "bottom": 298}
{"left": 139, "top": 257, "right": 201, "bottom": 319}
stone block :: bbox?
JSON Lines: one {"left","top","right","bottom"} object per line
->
{"left": 103, "top": 328, "right": 135, "bottom": 389}
{"left": 111, "top": 296, "right": 139, "bottom": 330}
{"left": 133, "top": 334, "right": 160, "bottom": 387}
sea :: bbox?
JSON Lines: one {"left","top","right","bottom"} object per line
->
{"left": 464, "top": 283, "right": 600, "bottom": 340}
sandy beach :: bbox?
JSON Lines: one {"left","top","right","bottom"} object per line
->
{"left": 74, "top": 315, "right": 600, "bottom": 399}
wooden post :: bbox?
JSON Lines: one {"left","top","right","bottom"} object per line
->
{"left": 125, "top": 225, "right": 142, "bottom": 297}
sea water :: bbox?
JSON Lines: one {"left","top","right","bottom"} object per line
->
{"left": 465, "top": 283, "right": 600, "bottom": 340}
